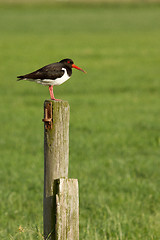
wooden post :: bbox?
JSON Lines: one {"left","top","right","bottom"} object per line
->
{"left": 55, "top": 178, "right": 79, "bottom": 240}
{"left": 43, "top": 100, "right": 70, "bottom": 240}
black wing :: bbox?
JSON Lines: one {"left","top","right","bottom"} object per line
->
{"left": 17, "top": 62, "right": 64, "bottom": 80}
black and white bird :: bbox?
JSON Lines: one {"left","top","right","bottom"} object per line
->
{"left": 17, "top": 58, "right": 86, "bottom": 100}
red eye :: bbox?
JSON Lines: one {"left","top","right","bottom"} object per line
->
{"left": 67, "top": 60, "right": 70, "bottom": 63}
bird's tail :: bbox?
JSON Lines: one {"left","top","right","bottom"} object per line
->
{"left": 17, "top": 75, "right": 26, "bottom": 81}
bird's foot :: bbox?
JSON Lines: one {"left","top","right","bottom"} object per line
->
{"left": 51, "top": 98, "right": 62, "bottom": 101}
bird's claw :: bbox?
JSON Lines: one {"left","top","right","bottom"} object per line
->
{"left": 51, "top": 98, "right": 62, "bottom": 101}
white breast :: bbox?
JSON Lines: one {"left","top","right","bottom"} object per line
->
{"left": 36, "top": 68, "right": 70, "bottom": 86}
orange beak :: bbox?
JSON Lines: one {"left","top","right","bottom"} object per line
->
{"left": 72, "top": 64, "right": 87, "bottom": 73}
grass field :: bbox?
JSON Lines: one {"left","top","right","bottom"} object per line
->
{"left": 1, "top": 0, "right": 160, "bottom": 4}
{"left": 0, "top": 2, "right": 160, "bottom": 240}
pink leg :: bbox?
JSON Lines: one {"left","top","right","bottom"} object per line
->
{"left": 49, "top": 86, "right": 55, "bottom": 100}
{"left": 48, "top": 86, "right": 61, "bottom": 101}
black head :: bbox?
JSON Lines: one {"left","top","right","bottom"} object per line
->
{"left": 59, "top": 58, "right": 86, "bottom": 73}
{"left": 59, "top": 59, "right": 74, "bottom": 68}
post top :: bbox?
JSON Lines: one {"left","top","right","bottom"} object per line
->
{"left": 44, "top": 100, "right": 69, "bottom": 107}
{"left": 44, "top": 100, "right": 69, "bottom": 104}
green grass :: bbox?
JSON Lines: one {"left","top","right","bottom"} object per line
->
{"left": 0, "top": 3, "right": 160, "bottom": 240}
{"left": 1, "top": 0, "right": 160, "bottom": 4}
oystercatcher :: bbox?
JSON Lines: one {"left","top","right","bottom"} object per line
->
{"left": 17, "top": 58, "right": 86, "bottom": 100}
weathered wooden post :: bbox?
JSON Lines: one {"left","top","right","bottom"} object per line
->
{"left": 43, "top": 100, "right": 79, "bottom": 240}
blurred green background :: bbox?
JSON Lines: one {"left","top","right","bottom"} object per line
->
{"left": 0, "top": 1, "right": 160, "bottom": 239}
